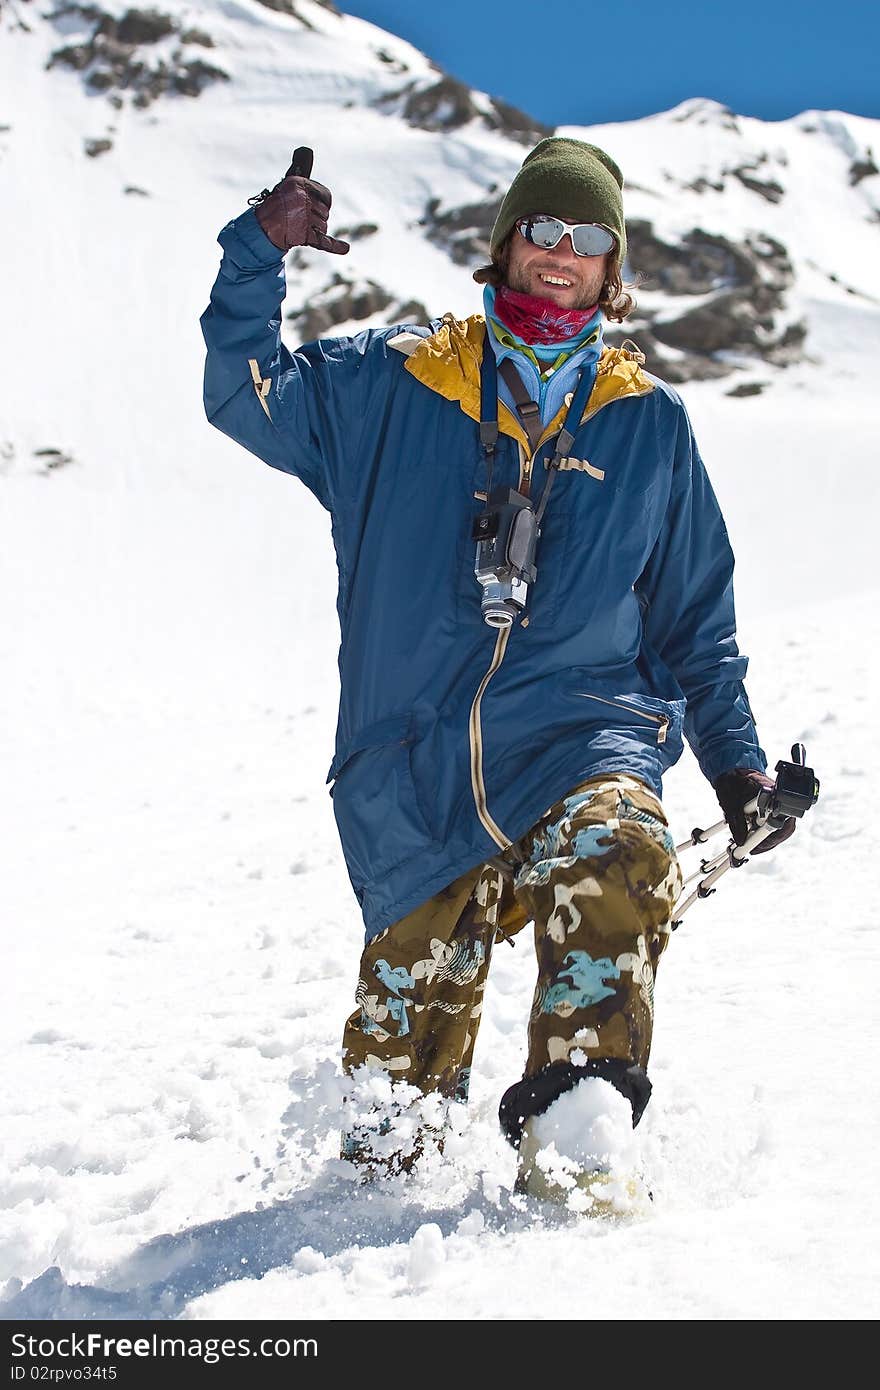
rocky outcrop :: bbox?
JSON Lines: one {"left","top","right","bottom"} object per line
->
{"left": 671, "top": 99, "right": 742, "bottom": 134}
{"left": 725, "top": 381, "right": 767, "bottom": 397}
{"left": 674, "top": 149, "right": 787, "bottom": 204}
{"left": 625, "top": 223, "right": 759, "bottom": 297}
{"left": 606, "top": 222, "right": 806, "bottom": 382}
{"left": 732, "top": 165, "right": 785, "bottom": 203}
{"left": 850, "top": 152, "right": 879, "bottom": 186}
{"left": 332, "top": 222, "right": 379, "bottom": 243}
{"left": 46, "top": 6, "right": 228, "bottom": 107}
{"left": 375, "top": 74, "right": 551, "bottom": 146}
{"left": 419, "top": 194, "right": 504, "bottom": 267}
{"left": 373, "top": 46, "right": 409, "bottom": 76}
{"left": 285, "top": 273, "right": 429, "bottom": 341}
{"left": 252, "top": 0, "right": 339, "bottom": 24}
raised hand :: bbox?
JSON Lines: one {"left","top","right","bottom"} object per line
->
{"left": 251, "top": 147, "right": 350, "bottom": 256}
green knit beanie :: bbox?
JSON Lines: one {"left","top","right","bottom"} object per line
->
{"left": 490, "top": 136, "right": 626, "bottom": 265}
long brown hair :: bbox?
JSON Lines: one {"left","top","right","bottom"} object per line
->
{"left": 473, "top": 232, "right": 637, "bottom": 323}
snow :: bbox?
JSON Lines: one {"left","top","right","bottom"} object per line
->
{"left": 525, "top": 1078, "right": 636, "bottom": 1174}
{"left": 2, "top": 0, "right": 879, "bottom": 1323}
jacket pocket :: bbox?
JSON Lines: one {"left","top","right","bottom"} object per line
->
{"left": 561, "top": 673, "right": 685, "bottom": 752}
{"left": 328, "top": 714, "right": 436, "bottom": 891}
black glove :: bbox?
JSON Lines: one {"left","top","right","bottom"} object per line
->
{"left": 713, "top": 768, "right": 796, "bottom": 855}
{"left": 251, "top": 147, "right": 350, "bottom": 256}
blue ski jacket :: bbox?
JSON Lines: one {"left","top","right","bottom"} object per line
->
{"left": 201, "top": 208, "right": 766, "bottom": 942}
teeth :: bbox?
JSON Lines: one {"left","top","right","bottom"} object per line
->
{"left": 540, "top": 274, "right": 571, "bottom": 286}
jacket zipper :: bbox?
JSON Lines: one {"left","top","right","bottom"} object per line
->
{"left": 574, "top": 692, "right": 669, "bottom": 745}
{"left": 470, "top": 380, "right": 661, "bottom": 838}
{"left": 469, "top": 627, "right": 513, "bottom": 849}
{"left": 518, "top": 444, "right": 533, "bottom": 496}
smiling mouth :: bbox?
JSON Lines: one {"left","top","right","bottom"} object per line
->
{"left": 538, "top": 273, "right": 572, "bottom": 288}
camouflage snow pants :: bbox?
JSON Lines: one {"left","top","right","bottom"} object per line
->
{"left": 341, "top": 774, "right": 682, "bottom": 1159}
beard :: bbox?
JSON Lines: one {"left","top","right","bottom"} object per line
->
{"left": 506, "top": 259, "right": 606, "bottom": 310}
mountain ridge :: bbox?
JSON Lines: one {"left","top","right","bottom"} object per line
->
{"left": 1, "top": 0, "right": 878, "bottom": 479}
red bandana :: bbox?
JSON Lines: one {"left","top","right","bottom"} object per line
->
{"left": 495, "top": 285, "right": 599, "bottom": 346}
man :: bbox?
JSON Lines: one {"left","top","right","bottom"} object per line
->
{"left": 201, "top": 137, "right": 792, "bottom": 1204}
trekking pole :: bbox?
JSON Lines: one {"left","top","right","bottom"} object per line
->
{"left": 671, "top": 743, "right": 819, "bottom": 929}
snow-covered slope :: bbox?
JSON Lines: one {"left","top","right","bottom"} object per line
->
{"left": 2, "top": 0, "right": 879, "bottom": 475}
{"left": 1, "top": 0, "right": 879, "bottom": 1321}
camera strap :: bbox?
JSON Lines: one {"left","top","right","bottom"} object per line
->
{"left": 479, "top": 346, "right": 595, "bottom": 524}
{"left": 497, "top": 358, "right": 544, "bottom": 454}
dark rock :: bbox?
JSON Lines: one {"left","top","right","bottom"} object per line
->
{"left": 395, "top": 300, "right": 430, "bottom": 325}
{"left": 124, "top": 184, "right": 149, "bottom": 195}
{"left": 626, "top": 221, "right": 760, "bottom": 296}
{"left": 286, "top": 275, "right": 395, "bottom": 340}
{"left": 180, "top": 28, "right": 214, "bottom": 48}
{"left": 51, "top": 43, "right": 93, "bottom": 72}
{"left": 401, "top": 76, "right": 480, "bottom": 132}
{"left": 613, "top": 222, "right": 804, "bottom": 381}
{"left": 726, "top": 382, "right": 767, "bottom": 397}
{"left": 672, "top": 100, "right": 741, "bottom": 134}
{"left": 420, "top": 193, "right": 503, "bottom": 266}
{"left": 84, "top": 136, "right": 113, "bottom": 157}
{"left": 46, "top": 5, "right": 227, "bottom": 106}
{"left": 377, "top": 74, "right": 550, "bottom": 145}
{"left": 850, "top": 152, "right": 878, "bottom": 185}
{"left": 374, "top": 47, "right": 408, "bottom": 74}
{"left": 250, "top": 0, "right": 313, "bottom": 24}
{"left": 254, "top": 0, "right": 338, "bottom": 12}
{"left": 113, "top": 9, "right": 174, "bottom": 45}
{"left": 86, "top": 67, "right": 120, "bottom": 91}
{"left": 172, "top": 58, "right": 228, "bottom": 97}
{"left": 682, "top": 176, "right": 726, "bottom": 194}
{"left": 653, "top": 293, "right": 761, "bottom": 354}
{"left": 732, "top": 165, "right": 785, "bottom": 203}
{"left": 285, "top": 272, "right": 432, "bottom": 340}
{"left": 489, "top": 95, "right": 553, "bottom": 143}
{"left": 333, "top": 222, "right": 379, "bottom": 242}
{"left": 651, "top": 290, "right": 804, "bottom": 365}
{"left": 97, "top": 36, "right": 137, "bottom": 64}
{"left": 33, "top": 447, "right": 75, "bottom": 471}
{"left": 604, "top": 325, "right": 732, "bottom": 384}
{"left": 764, "top": 320, "right": 807, "bottom": 365}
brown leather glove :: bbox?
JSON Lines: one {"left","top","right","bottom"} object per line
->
{"left": 713, "top": 768, "right": 796, "bottom": 855}
{"left": 251, "top": 147, "right": 350, "bottom": 256}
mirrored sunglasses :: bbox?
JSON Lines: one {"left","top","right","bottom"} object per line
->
{"left": 516, "top": 215, "right": 615, "bottom": 258}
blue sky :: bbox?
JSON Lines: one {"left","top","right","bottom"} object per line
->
{"left": 339, "top": 0, "right": 878, "bottom": 129}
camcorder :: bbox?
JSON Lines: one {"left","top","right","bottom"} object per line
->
{"left": 760, "top": 749, "right": 820, "bottom": 826}
{"left": 472, "top": 487, "right": 539, "bottom": 628}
